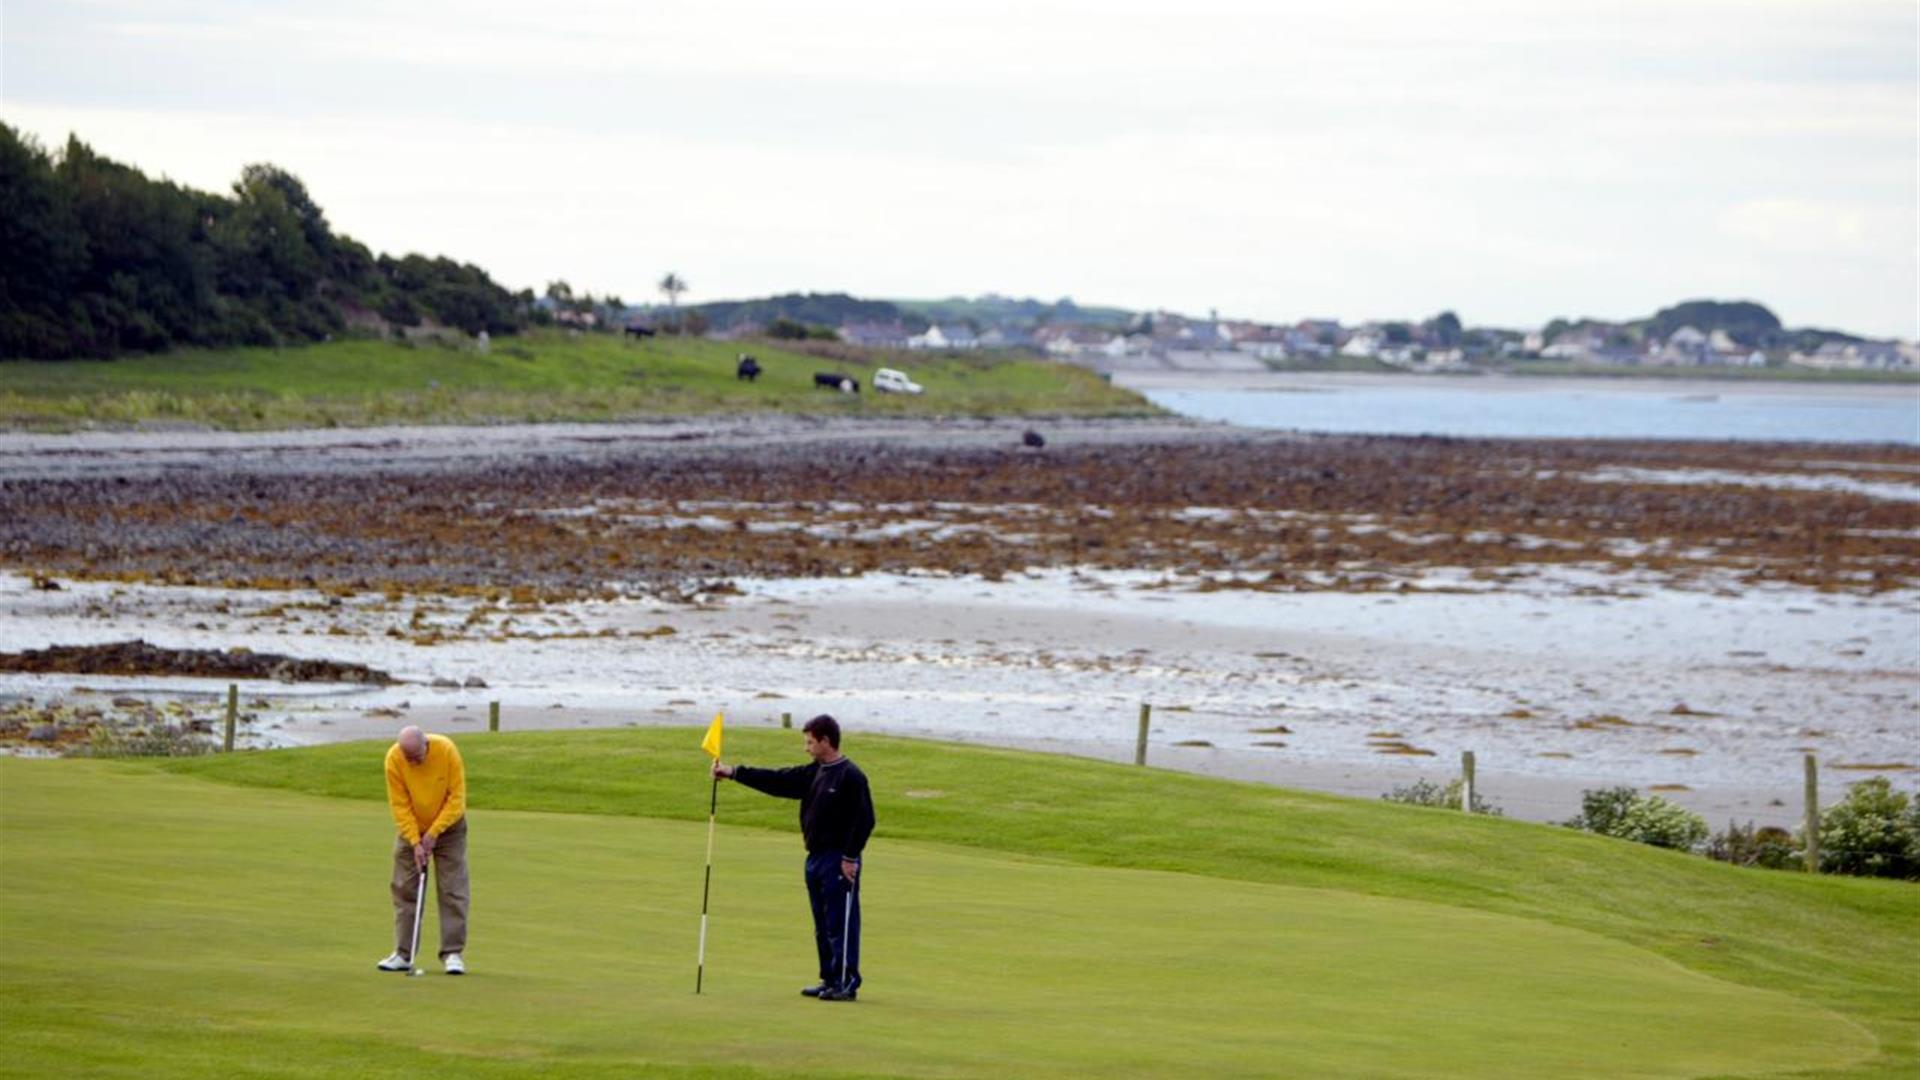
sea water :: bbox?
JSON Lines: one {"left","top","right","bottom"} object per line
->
{"left": 1133, "top": 373, "right": 1920, "bottom": 444}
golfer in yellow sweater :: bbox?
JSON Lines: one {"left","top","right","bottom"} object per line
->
{"left": 377, "top": 725, "right": 469, "bottom": 974}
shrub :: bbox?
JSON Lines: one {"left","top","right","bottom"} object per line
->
{"left": 1816, "top": 778, "right": 1919, "bottom": 880}
{"left": 1564, "top": 786, "right": 1637, "bottom": 835}
{"left": 1565, "top": 786, "right": 1708, "bottom": 851}
{"left": 1704, "top": 820, "right": 1800, "bottom": 870}
{"left": 1616, "top": 797, "right": 1709, "bottom": 850}
{"left": 1382, "top": 777, "right": 1503, "bottom": 816}
{"left": 760, "top": 317, "right": 838, "bottom": 341}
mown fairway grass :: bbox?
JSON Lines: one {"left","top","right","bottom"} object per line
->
{"left": 0, "top": 332, "right": 1154, "bottom": 430}
{"left": 3, "top": 728, "right": 1915, "bottom": 1078}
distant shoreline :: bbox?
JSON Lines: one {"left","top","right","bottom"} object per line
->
{"left": 1117, "top": 369, "right": 1920, "bottom": 396}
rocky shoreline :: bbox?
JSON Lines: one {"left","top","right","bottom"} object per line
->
{"left": 0, "top": 641, "right": 395, "bottom": 756}
{"left": 0, "top": 639, "right": 394, "bottom": 684}
{"left": 2, "top": 418, "right": 1913, "bottom": 823}
{"left": 2, "top": 420, "right": 1913, "bottom": 601}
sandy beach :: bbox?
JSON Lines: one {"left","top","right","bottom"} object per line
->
{"left": 4, "top": 417, "right": 1916, "bottom": 828}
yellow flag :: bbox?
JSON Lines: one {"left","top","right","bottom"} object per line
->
{"left": 700, "top": 712, "right": 724, "bottom": 760}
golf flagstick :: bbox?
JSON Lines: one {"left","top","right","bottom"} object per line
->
{"left": 696, "top": 712, "right": 724, "bottom": 994}
{"left": 839, "top": 880, "right": 854, "bottom": 989}
{"left": 696, "top": 774, "right": 717, "bottom": 993}
{"left": 407, "top": 860, "right": 428, "bottom": 977}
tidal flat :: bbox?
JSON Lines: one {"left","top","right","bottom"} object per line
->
{"left": 3, "top": 417, "right": 1914, "bottom": 825}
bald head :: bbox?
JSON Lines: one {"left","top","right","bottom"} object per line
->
{"left": 398, "top": 726, "right": 426, "bottom": 763}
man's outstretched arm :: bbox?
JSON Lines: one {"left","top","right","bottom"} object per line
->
{"left": 713, "top": 760, "right": 811, "bottom": 798}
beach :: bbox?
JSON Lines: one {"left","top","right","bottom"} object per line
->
{"left": 3, "top": 416, "right": 1916, "bottom": 828}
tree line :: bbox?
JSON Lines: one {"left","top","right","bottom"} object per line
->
{"left": 0, "top": 125, "right": 530, "bottom": 360}
{"left": 1539, "top": 299, "right": 1857, "bottom": 353}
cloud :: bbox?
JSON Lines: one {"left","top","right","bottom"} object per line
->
{"left": 4, "top": 0, "right": 1914, "bottom": 335}
{"left": 1717, "top": 198, "right": 1874, "bottom": 256}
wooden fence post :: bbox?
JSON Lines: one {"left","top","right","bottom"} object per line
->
{"left": 1803, "top": 753, "right": 1820, "bottom": 873}
{"left": 489, "top": 701, "right": 500, "bottom": 732}
{"left": 1135, "top": 703, "right": 1152, "bottom": 766}
{"left": 1461, "top": 750, "right": 1476, "bottom": 813}
{"left": 223, "top": 684, "right": 237, "bottom": 752}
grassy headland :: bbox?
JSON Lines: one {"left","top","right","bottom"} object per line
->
{"left": 0, "top": 331, "right": 1155, "bottom": 431}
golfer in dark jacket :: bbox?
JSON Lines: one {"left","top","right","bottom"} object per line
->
{"left": 712, "top": 714, "right": 875, "bottom": 1001}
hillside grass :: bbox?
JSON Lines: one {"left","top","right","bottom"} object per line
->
{"left": 0, "top": 331, "right": 1155, "bottom": 431}
{"left": 115, "top": 726, "right": 1920, "bottom": 1078}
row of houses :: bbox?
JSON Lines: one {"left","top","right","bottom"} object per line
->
{"left": 1024, "top": 315, "right": 1496, "bottom": 373}
{"left": 838, "top": 322, "right": 1040, "bottom": 351}
{"left": 1532, "top": 325, "right": 1769, "bottom": 368}
{"left": 1788, "top": 340, "right": 1919, "bottom": 371}
{"left": 843, "top": 312, "right": 1353, "bottom": 364}
{"left": 1534, "top": 326, "right": 1920, "bottom": 371}
{"left": 624, "top": 301, "right": 1917, "bottom": 374}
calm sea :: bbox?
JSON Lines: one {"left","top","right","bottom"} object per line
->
{"left": 1130, "top": 373, "right": 1920, "bottom": 444}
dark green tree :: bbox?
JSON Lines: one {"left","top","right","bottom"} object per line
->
{"left": 0, "top": 122, "right": 529, "bottom": 359}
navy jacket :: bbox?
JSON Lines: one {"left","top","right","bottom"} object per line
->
{"left": 733, "top": 757, "right": 876, "bottom": 860}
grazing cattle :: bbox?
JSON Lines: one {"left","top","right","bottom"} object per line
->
{"left": 1022, "top": 430, "right": 1046, "bottom": 449}
{"left": 814, "top": 372, "right": 859, "bottom": 394}
{"left": 624, "top": 324, "right": 657, "bottom": 340}
{"left": 736, "top": 354, "right": 762, "bottom": 382}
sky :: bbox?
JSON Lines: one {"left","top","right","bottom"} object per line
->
{"left": 3, "top": 0, "right": 1916, "bottom": 337}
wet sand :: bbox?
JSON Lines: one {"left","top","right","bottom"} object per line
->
{"left": 4, "top": 566, "right": 1913, "bottom": 828}
{"left": 2, "top": 418, "right": 1915, "bottom": 827}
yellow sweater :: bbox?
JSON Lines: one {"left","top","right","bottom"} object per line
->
{"left": 385, "top": 734, "right": 467, "bottom": 844}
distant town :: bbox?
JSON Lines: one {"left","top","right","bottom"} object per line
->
{"left": 537, "top": 290, "right": 1919, "bottom": 377}
{"left": 6, "top": 128, "right": 1909, "bottom": 377}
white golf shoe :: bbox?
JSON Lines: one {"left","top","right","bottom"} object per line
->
{"left": 376, "top": 952, "right": 411, "bottom": 972}
{"left": 443, "top": 953, "right": 466, "bottom": 975}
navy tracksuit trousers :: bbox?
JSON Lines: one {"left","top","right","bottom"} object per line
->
{"left": 805, "top": 852, "right": 861, "bottom": 990}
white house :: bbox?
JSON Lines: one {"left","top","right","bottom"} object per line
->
{"left": 1540, "top": 329, "right": 1609, "bottom": 361}
{"left": 1042, "top": 328, "right": 1124, "bottom": 358}
{"left": 1340, "top": 331, "right": 1384, "bottom": 359}
{"left": 1649, "top": 325, "right": 1709, "bottom": 366}
{"left": 908, "top": 324, "right": 980, "bottom": 351}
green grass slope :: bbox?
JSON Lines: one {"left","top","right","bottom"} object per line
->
{"left": 0, "top": 332, "right": 1153, "bottom": 430}
{"left": 3, "top": 729, "right": 1914, "bottom": 1078}
{"left": 3, "top": 761, "right": 1878, "bottom": 1080}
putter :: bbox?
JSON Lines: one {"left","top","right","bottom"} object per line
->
{"left": 406, "top": 861, "right": 428, "bottom": 977}
{"left": 838, "top": 876, "right": 856, "bottom": 990}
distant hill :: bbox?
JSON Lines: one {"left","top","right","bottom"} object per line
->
{"left": 684, "top": 292, "right": 907, "bottom": 331}
{"left": 1543, "top": 299, "right": 1863, "bottom": 351}
{"left": 681, "top": 292, "right": 1141, "bottom": 334}
{"left": 891, "top": 294, "right": 1135, "bottom": 330}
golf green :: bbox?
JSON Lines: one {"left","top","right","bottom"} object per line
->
{"left": 0, "top": 759, "right": 1876, "bottom": 1078}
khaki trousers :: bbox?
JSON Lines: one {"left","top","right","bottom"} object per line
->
{"left": 390, "top": 817, "right": 469, "bottom": 959}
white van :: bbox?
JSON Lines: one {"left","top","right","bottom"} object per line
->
{"left": 873, "top": 368, "right": 925, "bottom": 395}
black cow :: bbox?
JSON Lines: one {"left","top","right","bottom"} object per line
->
{"left": 624, "top": 324, "right": 657, "bottom": 340}
{"left": 814, "top": 372, "right": 859, "bottom": 394}
{"left": 736, "top": 354, "right": 762, "bottom": 381}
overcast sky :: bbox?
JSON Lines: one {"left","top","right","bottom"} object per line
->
{"left": 4, "top": 0, "right": 1915, "bottom": 336}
